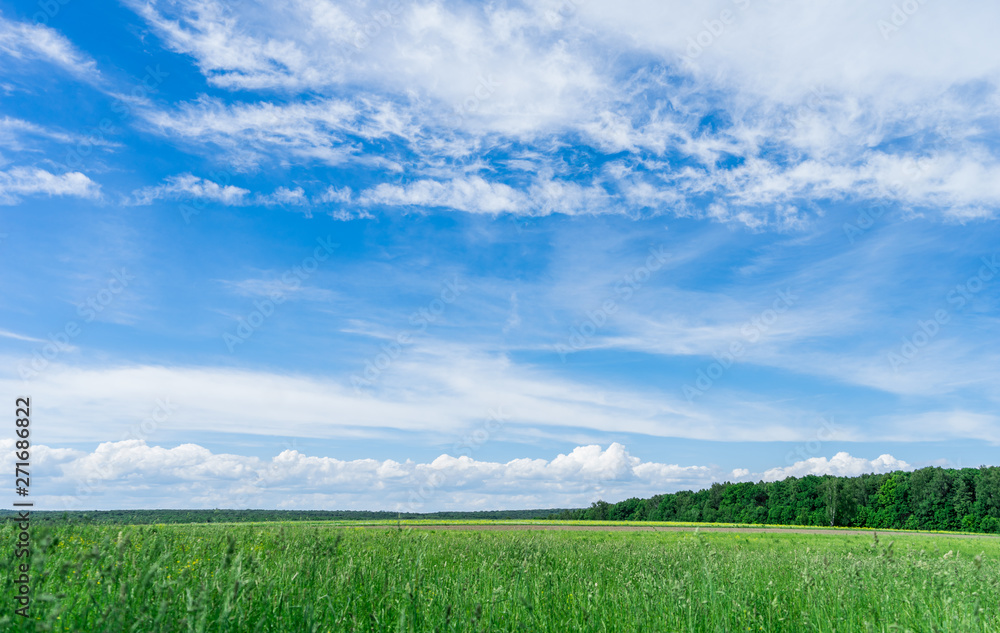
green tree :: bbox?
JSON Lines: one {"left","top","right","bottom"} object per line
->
{"left": 819, "top": 477, "right": 840, "bottom": 526}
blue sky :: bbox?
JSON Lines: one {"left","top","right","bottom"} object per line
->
{"left": 1, "top": 0, "right": 999, "bottom": 511}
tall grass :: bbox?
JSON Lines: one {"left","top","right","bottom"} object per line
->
{"left": 2, "top": 522, "right": 998, "bottom": 632}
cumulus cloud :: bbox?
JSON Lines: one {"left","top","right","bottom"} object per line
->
{"left": 0, "top": 437, "right": 912, "bottom": 511}
{"left": 757, "top": 452, "right": 911, "bottom": 482}
{"left": 0, "top": 167, "right": 100, "bottom": 204}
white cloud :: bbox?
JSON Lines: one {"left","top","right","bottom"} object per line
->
{"left": 0, "top": 328, "right": 45, "bottom": 343}
{"left": 357, "top": 176, "right": 616, "bottom": 217}
{"left": 0, "top": 352, "right": 857, "bottom": 446}
{"left": 877, "top": 411, "right": 1000, "bottom": 444}
{"left": 0, "top": 436, "right": 912, "bottom": 510}
{"left": 140, "top": 96, "right": 407, "bottom": 169}
{"left": 757, "top": 451, "right": 911, "bottom": 482}
{"left": 127, "top": 0, "right": 604, "bottom": 132}
{"left": 123, "top": 0, "right": 356, "bottom": 91}
{"left": 0, "top": 15, "right": 99, "bottom": 80}
{"left": 131, "top": 173, "right": 249, "bottom": 205}
{"left": 0, "top": 167, "right": 100, "bottom": 205}
{"left": 132, "top": 174, "right": 319, "bottom": 208}
{"left": 360, "top": 177, "right": 525, "bottom": 214}
{"left": 12, "top": 336, "right": 995, "bottom": 449}
{"left": 673, "top": 152, "right": 1000, "bottom": 218}
{"left": 575, "top": 0, "right": 1000, "bottom": 108}
{"left": 317, "top": 185, "right": 353, "bottom": 204}
{"left": 0, "top": 116, "right": 118, "bottom": 151}
{"left": 119, "top": 0, "right": 1000, "bottom": 224}
{"left": 255, "top": 186, "right": 307, "bottom": 207}
{"left": 316, "top": 185, "right": 373, "bottom": 219}
{"left": 329, "top": 207, "right": 373, "bottom": 221}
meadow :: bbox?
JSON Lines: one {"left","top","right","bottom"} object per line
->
{"left": 2, "top": 521, "right": 999, "bottom": 632}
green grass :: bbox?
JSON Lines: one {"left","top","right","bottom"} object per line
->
{"left": 254, "top": 518, "right": 992, "bottom": 534}
{"left": 2, "top": 522, "right": 999, "bottom": 632}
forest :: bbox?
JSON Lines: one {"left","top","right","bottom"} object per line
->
{"left": 559, "top": 466, "right": 1000, "bottom": 533}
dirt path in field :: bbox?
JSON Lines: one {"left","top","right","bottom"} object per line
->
{"left": 359, "top": 524, "right": 997, "bottom": 539}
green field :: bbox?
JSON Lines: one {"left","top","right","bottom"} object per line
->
{"left": 3, "top": 521, "right": 999, "bottom": 632}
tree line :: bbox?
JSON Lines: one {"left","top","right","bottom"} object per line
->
{"left": 7, "top": 466, "right": 998, "bottom": 532}
{"left": 0, "top": 508, "right": 568, "bottom": 525}
{"left": 556, "top": 466, "right": 1000, "bottom": 533}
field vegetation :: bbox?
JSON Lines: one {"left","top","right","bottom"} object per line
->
{"left": 3, "top": 521, "right": 999, "bottom": 632}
